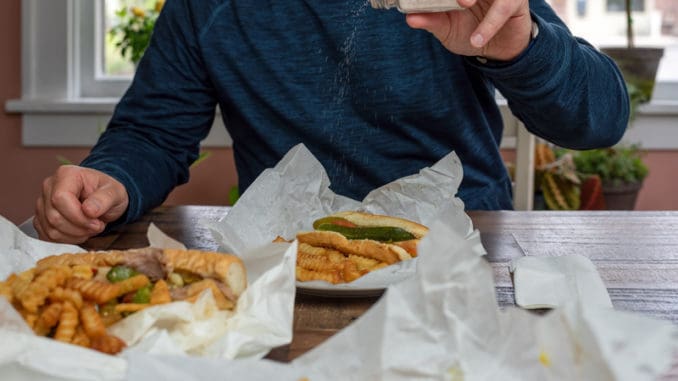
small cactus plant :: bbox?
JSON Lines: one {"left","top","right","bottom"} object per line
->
{"left": 534, "top": 143, "right": 581, "bottom": 210}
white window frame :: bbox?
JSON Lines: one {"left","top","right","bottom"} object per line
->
{"left": 4, "top": 0, "right": 229, "bottom": 148}
{"left": 81, "top": 0, "right": 132, "bottom": 97}
{"left": 4, "top": 0, "right": 678, "bottom": 149}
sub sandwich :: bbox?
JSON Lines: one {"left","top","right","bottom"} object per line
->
{"left": 294, "top": 211, "right": 428, "bottom": 284}
{"left": 0, "top": 248, "right": 246, "bottom": 354}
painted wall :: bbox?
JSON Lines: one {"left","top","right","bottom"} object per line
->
{"left": 0, "top": 0, "right": 237, "bottom": 226}
{"left": 0, "top": 0, "right": 675, "bottom": 227}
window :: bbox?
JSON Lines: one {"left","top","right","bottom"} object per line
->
{"left": 550, "top": 0, "right": 678, "bottom": 100}
{"left": 103, "top": 0, "right": 155, "bottom": 77}
{"left": 79, "top": 0, "right": 132, "bottom": 97}
{"left": 6, "top": 0, "right": 678, "bottom": 149}
{"left": 576, "top": 0, "right": 587, "bottom": 17}
{"left": 607, "top": 0, "right": 645, "bottom": 12}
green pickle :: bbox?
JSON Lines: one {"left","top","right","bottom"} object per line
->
{"left": 312, "top": 216, "right": 355, "bottom": 229}
{"left": 132, "top": 284, "right": 153, "bottom": 304}
{"left": 106, "top": 265, "right": 138, "bottom": 283}
{"left": 315, "top": 223, "right": 415, "bottom": 242}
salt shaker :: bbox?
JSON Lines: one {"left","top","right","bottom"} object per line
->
{"left": 369, "top": 0, "right": 463, "bottom": 13}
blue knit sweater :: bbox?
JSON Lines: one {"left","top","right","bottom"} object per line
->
{"left": 81, "top": 0, "right": 628, "bottom": 224}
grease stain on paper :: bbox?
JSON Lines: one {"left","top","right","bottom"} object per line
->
{"left": 539, "top": 350, "right": 552, "bottom": 367}
{"left": 446, "top": 365, "right": 464, "bottom": 381}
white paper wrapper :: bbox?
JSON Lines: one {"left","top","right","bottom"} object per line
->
{"left": 125, "top": 353, "right": 300, "bottom": 381}
{"left": 0, "top": 218, "right": 296, "bottom": 380}
{"left": 205, "top": 144, "right": 482, "bottom": 293}
{"left": 288, "top": 205, "right": 678, "bottom": 380}
{"left": 511, "top": 254, "right": 613, "bottom": 309}
{"left": 0, "top": 215, "right": 84, "bottom": 280}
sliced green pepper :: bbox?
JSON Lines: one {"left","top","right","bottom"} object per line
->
{"left": 132, "top": 284, "right": 152, "bottom": 304}
{"left": 315, "top": 223, "right": 415, "bottom": 242}
{"left": 99, "top": 300, "right": 118, "bottom": 317}
{"left": 106, "top": 265, "right": 138, "bottom": 283}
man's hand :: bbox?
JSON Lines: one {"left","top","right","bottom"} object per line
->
{"left": 34, "top": 166, "right": 129, "bottom": 244}
{"left": 406, "top": 0, "right": 532, "bottom": 61}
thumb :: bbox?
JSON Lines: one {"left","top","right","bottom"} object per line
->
{"left": 406, "top": 13, "right": 451, "bottom": 40}
{"left": 82, "top": 182, "right": 129, "bottom": 223}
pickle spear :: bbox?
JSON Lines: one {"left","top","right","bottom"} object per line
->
{"left": 315, "top": 223, "right": 415, "bottom": 242}
{"left": 312, "top": 216, "right": 357, "bottom": 229}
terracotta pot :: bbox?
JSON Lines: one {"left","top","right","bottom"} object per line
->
{"left": 600, "top": 47, "right": 664, "bottom": 102}
{"left": 601, "top": 181, "right": 643, "bottom": 210}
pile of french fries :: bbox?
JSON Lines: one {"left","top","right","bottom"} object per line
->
{"left": 295, "top": 242, "right": 389, "bottom": 284}
{"left": 0, "top": 264, "right": 172, "bottom": 355}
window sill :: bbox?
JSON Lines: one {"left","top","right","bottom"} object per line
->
{"left": 6, "top": 98, "right": 118, "bottom": 114}
{"left": 5, "top": 98, "right": 231, "bottom": 147}
{"left": 6, "top": 97, "right": 678, "bottom": 149}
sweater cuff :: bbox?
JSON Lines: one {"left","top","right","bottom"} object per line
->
{"left": 464, "top": 12, "right": 562, "bottom": 80}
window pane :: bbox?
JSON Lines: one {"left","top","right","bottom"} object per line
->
{"left": 607, "top": 0, "right": 644, "bottom": 12}
{"left": 550, "top": 0, "right": 678, "bottom": 85}
{"left": 99, "top": 1, "right": 678, "bottom": 93}
{"left": 102, "top": 0, "right": 157, "bottom": 77}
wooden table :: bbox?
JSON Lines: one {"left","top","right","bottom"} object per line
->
{"left": 83, "top": 206, "right": 678, "bottom": 361}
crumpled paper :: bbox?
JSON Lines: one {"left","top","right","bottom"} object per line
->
{"left": 0, "top": 215, "right": 84, "bottom": 280}
{"left": 0, "top": 217, "right": 296, "bottom": 380}
{"left": 289, "top": 204, "right": 677, "bottom": 380}
{"left": 511, "top": 254, "right": 614, "bottom": 309}
{"left": 104, "top": 203, "right": 677, "bottom": 380}
{"left": 205, "top": 143, "right": 483, "bottom": 292}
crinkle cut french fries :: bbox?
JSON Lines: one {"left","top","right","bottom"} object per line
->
{"left": 295, "top": 243, "right": 388, "bottom": 284}
{"left": 0, "top": 265, "right": 148, "bottom": 355}
{"left": 291, "top": 211, "right": 429, "bottom": 284}
{"left": 1, "top": 248, "right": 247, "bottom": 355}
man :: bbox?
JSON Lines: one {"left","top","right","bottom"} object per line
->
{"left": 34, "top": 0, "right": 629, "bottom": 243}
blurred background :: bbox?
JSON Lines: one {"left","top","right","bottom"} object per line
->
{"left": 1, "top": 0, "right": 676, "bottom": 225}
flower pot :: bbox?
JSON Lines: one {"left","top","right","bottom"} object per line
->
{"left": 533, "top": 191, "right": 546, "bottom": 210}
{"left": 601, "top": 181, "right": 643, "bottom": 210}
{"left": 600, "top": 47, "right": 664, "bottom": 102}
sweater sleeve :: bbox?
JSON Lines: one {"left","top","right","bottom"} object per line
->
{"left": 465, "top": 0, "right": 629, "bottom": 150}
{"left": 80, "top": 0, "right": 219, "bottom": 225}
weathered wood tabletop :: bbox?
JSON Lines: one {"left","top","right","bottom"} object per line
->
{"left": 83, "top": 205, "right": 678, "bottom": 362}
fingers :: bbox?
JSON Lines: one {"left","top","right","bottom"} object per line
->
{"left": 34, "top": 196, "right": 93, "bottom": 245}
{"left": 405, "top": 13, "right": 450, "bottom": 38}
{"left": 470, "top": 0, "right": 523, "bottom": 48}
{"left": 49, "top": 171, "right": 103, "bottom": 232}
{"left": 82, "top": 183, "right": 129, "bottom": 223}
{"left": 34, "top": 166, "right": 128, "bottom": 244}
{"left": 35, "top": 168, "right": 101, "bottom": 243}
{"left": 456, "top": 0, "right": 477, "bottom": 8}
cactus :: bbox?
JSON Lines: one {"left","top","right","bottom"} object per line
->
{"left": 534, "top": 143, "right": 582, "bottom": 211}
{"left": 541, "top": 171, "right": 581, "bottom": 210}
{"left": 535, "top": 143, "right": 556, "bottom": 169}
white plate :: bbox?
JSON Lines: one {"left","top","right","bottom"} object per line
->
{"left": 294, "top": 259, "right": 417, "bottom": 298}
{"left": 293, "top": 230, "right": 485, "bottom": 298}
{"left": 296, "top": 282, "right": 386, "bottom": 298}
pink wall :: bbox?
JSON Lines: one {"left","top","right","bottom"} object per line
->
{"left": 0, "top": 0, "right": 675, "bottom": 227}
{"left": 636, "top": 151, "right": 678, "bottom": 210}
{"left": 0, "top": 0, "right": 237, "bottom": 225}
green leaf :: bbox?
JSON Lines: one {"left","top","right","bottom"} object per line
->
{"left": 228, "top": 186, "right": 240, "bottom": 206}
{"left": 191, "top": 150, "right": 212, "bottom": 167}
{"left": 56, "top": 155, "right": 73, "bottom": 165}
{"left": 572, "top": 145, "right": 648, "bottom": 184}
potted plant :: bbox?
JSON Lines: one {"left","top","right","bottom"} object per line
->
{"left": 572, "top": 145, "right": 649, "bottom": 210}
{"left": 601, "top": 0, "right": 664, "bottom": 104}
{"left": 109, "top": 0, "right": 165, "bottom": 65}
{"left": 533, "top": 144, "right": 582, "bottom": 211}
